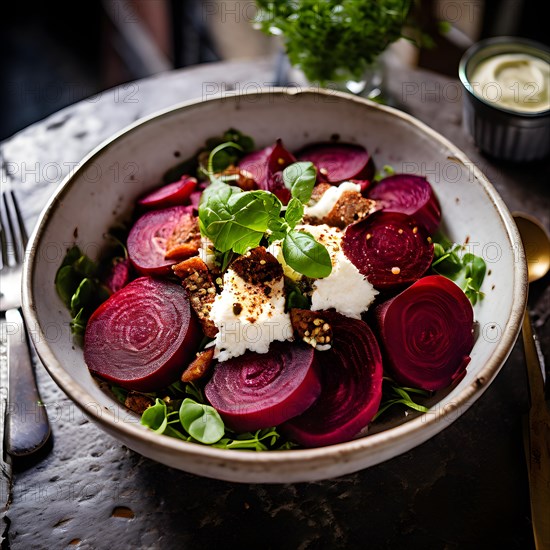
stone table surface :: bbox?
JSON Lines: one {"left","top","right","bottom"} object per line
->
{"left": 0, "top": 57, "right": 549, "bottom": 550}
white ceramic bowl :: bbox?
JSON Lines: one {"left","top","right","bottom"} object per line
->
{"left": 23, "top": 89, "right": 527, "bottom": 483}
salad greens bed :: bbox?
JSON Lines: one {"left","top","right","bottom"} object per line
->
{"left": 56, "top": 128, "right": 486, "bottom": 450}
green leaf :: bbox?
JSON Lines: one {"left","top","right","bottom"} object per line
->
{"left": 73, "top": 255, "right": 98, "bottom": 278}
{"left": 60, "top": 245, "right": 82, "bottom": 268}
{"left": 284, "top": 198, "right": 304, "bottom": 229}
{"left": 70, "top": 278, "right": 95, "bottom": 315}
{"left": 207, "top": 141, "right": 243, "bottom": 176}
{"left": 283, "top": 162, "right": 316, "bottom": 204}
{"left": 282, "top": 230, "right": 332, "bottom": 279}
{"left": 199, "top": 185, "right": 282, "bottom": 254}
{"left": 286, "top": 287, "right": 310, "bottom": 310}
{"left": 70, "top": 308, "right": 87, "bottom": 336}
{"left": 431, "top": 239, "right": 486, "bottom": 305}
{"left": 141, "top": 399, "right": 169, "bottom": 433}
{"left": 374, "top": 380, "right": 430, "bottom": 421}
{"left": 179, "top": 398, "right": 225, "bottom": 444}
{"left": 110, "top": 385, "right": 129, "bottom": 405}
{"left": 55, "top": 265, "right": 81, "bottom": 306}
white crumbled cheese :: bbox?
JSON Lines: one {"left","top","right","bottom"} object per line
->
{"left": 210, "top": 267, "right": 293, "bottom": 362}
{"left": 304, "top": 181, "right": 361, "bottom": 220}
{"left": 301, "top": 224, "right": 378, "bottom": 319}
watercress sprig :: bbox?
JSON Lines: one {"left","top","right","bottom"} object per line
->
{"left": 199, "top": 159, "right": 332, "bottom": 278}
{"left": 431, "top": 238, "right": 486, "bottom": 305}
{"left": 374, "top": 378, "right": 430, "bottom": 421}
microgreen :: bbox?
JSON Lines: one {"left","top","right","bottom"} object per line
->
{"left": 179, "top": 398, "right": 225, "bottom": 444}
{"left": 55, "top": 246, "right": 111, "bottom": 335}
{"left": 137, "top": 382, "right": 296, "bottom": 450}
{"left": 373, "top": 164, "right": 396, "bottom": 182}
{"left": 431, "top": 238, "right": 486, "bottom": 305}
{"left": 374, "top": 378, "right": 430, "bottom": 420}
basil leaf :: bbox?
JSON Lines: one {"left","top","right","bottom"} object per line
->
{"left": 284, "top": 198, "right": 304, "bottom": 229}
{"left": 179, "top": 398, "right": 224, "bottom": 444}
{"left": 199, "top": 186, "right": 282, "bottom": 255}
{"left": 283, "top": 161, "right": 316, "bottom": 204}
{"left": 282, "top": 230, "right": 332, "bottom": 278}
{"left": 73, "top": 254, "right": 98, "bottom": 278}
{"left": 60, "top": 245, "right": 82, "bottom": 268}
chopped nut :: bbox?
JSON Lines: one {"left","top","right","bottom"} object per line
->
{"left": 181, "top": 348, "right": 215, "bottom": 383}
{"left": 290, "top": 308, "right": 333, "bottom": 350}
{"left": 124, "top": 392, "right": 154, "bottom": 415}
{"left": 165, "top": 215, "right": 202, "bottom": 261}
{"left": 172, "top": 256, "right": 218, "bottom": 337}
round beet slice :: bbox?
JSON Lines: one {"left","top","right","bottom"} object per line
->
{"left": 127, "top": 206, "right": 195, "bottom": 276}
{"left": 84, "top": 277, "right": 200, "bottom": 391}
{"left": 238, "top": 144, "right": 274, "bottom": 187}
{"left": 367, "top": 174, "right": 441, "bottom": 234}
{"left": 342, "top": 211, "right": 434, "bottom": 290}
{"left": 282, "top": 311, "right": 383, "bottom": 448}
{"left": 376, "top": 275, "right": 474, "bottom": 391}
{"left": 205, "top": 342, "right": 320, "bottom": 433}
{"left": 297, "top": 142, "right": 373, "bottom": 183}
{"left": 138, "top": 176, "right": 197, "bottom": 210}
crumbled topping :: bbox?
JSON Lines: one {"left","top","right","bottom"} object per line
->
{"left": 172, "top": 256, "right": 218, "bottom": 337}
{"left": 165, "top": 215, "right": 202, "bottom": 261}
{"left": 290, "top": 308, "right": 333, "bottom": 350}
{"left": 181, "top": 347, "right": 215, "bottom": 382}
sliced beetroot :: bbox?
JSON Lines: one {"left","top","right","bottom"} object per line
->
{"left": 296, "top": 142, "right": 374, "bottom": 183}
{"left": 376, "top": 275, "right": 473, "bottom": 391}
{"left": 84, "top": 277, "right": 200, "bottom": 391}
{"left": 127, "top": 206, "right": 196, "bottom": 276}
{"left": 342, "top": 211, "right": 434, "bottom": 290}
{"left": 265, "top": 139, "right": 296, "bottom": 204}
{"left": 103, "top": 257, "right": 132, "bottom": 294}
{"left": 205, "top": 342, "right": 320, "bottom": 433}
{"left": 282, "top": 311, "right": 383, "bottom": 447}
{"left": 350, "top": 179, "right": 372, "bottom": 194}
{"left": 238, "top": 144, "right": 274, "bottom": 187}
{"left": 138, "top": 176, "right": 197, "bottom": 210}
{"left": 367, "top": 174, "right": 441, "bottom": 234}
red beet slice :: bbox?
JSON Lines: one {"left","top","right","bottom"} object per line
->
{"left": 367, "top": 174, "right": 441, "bottom": 234}
{"left": 138, "top": 176, "right": 197, "bottom": 210}
{"left": 376, "top": 275, "right": 473, "bottom": 391}
{"left": 282, "top": 312, "right": 383, "bottom": 447}
{"left": 238, "top": 144, "right": 274, "bottom": 187}
{"left": 265, "top": 139, "right": 296, "bottom": 204}
{"left": 127, "top": 206, "right": 195, "bottom": 276}
{"left": 204, "top": 342, "right": 320, "bottom": 433}
{"left": 84, "top": 277, "right": 200, "bottom": 391}
{"left": 103, "top": 257, "right": 132, "bottom": 294}
{"left": 297, "top": 142, "right": 374, "bottom": 183}
{"left": 342, "top": 211, "right": 434, "bottom": 290}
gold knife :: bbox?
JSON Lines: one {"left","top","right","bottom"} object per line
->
{"left": 522, "top": 311, "right": 550, "bottom": 550}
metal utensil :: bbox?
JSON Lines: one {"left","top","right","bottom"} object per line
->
{"left": 513, "top": 212, "right": 550, "bottom": 550}
{"left": 0, "top": 190, "right": 50, "bottom": 456}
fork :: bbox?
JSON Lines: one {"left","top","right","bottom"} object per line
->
{"left": 1, "top": 189, "right": 50, "bottom": 456}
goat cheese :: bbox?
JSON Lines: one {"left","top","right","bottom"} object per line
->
{"left": 301, "top": 224, "right": 378, "bottom": 319}
{"left": 304, "top": 181, "right": 361, "bottom": 219}
{"left": 210, "top": 261, "right": 293, "bottom": 362}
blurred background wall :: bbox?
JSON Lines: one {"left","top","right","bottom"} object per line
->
{"left": 1, "top": 0, "right": 547, "bottom": 142}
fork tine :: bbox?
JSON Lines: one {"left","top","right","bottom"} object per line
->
{"left": 2, "top": 190, "right": 26, "bottom": 265}
{"left": 0, "top": 193, "right": 10, "bottom": 268}
{"left": 8, "top": 190, "right": 28, "bottom": 249}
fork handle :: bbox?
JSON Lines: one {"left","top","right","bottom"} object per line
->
{"left": 5, "top": 308, "right": 50, "bottom": 456}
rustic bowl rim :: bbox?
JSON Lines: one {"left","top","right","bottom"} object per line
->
{"left": 22, "top": 88, "right": 528, "bottom": 473}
